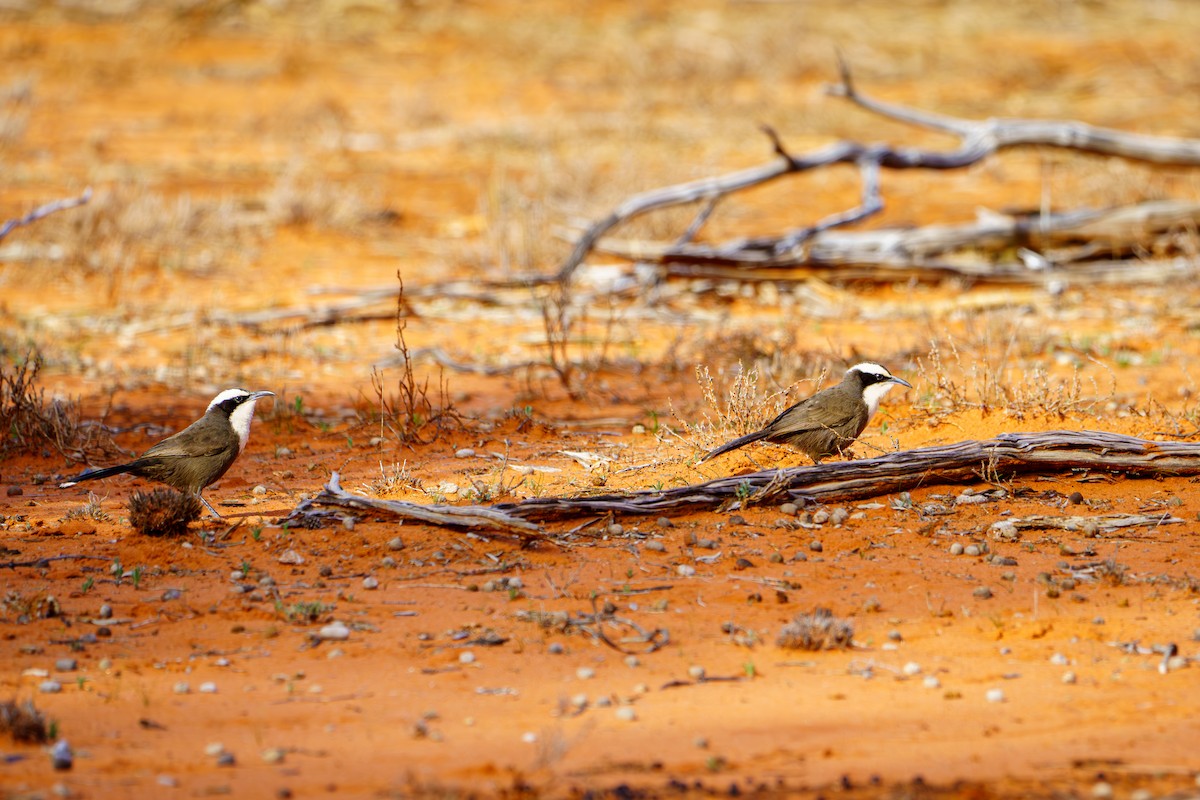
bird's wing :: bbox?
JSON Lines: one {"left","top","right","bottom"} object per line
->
{"left": 140, "top": 421, "right": 228, "bottom": 460}
{"left": 765, "top": 392, "right": 858, "bottom": 437}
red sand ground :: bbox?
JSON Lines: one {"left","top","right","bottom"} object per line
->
{"left": 3, "top": 3, "right": 1200, "bottom": 798}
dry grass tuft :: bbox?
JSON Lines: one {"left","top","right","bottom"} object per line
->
{"left": 128, "top": 489, "right": 201, "bottom": 536}
{"left": 776, "top": 607, "right": 855, "bottom": 651}
{"left": 365, "top": 280, "right": 464, "bottom": 444}
{"left": 0, "top": 349, "right": 111, "bottom": 460}
{"left": 0, "top": 699, "right": 50, "bottom": 744}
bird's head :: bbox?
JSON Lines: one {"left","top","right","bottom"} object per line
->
{"left": 207, "top": 389, "right": 275, "bottom": 451}
{"left": 845, "top": 363, "right": 911, "bottom": 416}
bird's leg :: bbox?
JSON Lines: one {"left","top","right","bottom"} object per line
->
{"left": 196, "top": 493, "right": 223, "bottom": 519}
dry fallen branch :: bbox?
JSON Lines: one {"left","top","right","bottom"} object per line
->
{"left": 554, "top": 59, "right": 1200, "bottom": 286}
{"left": 0, "top": 187, "right": 92, "bottom": 242}
{"left": 291, "top": 431, "right": 1200, "bottom": 533}
{"left": 290, "top": 472, "right": 543, "bottom": 537}
{"left": 496, "top": 430, "right": 1200, "bottom": 522}
{"left": 990, "top": 512, "right": 1182, "bottom": 539}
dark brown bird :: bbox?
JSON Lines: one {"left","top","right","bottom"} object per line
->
{"left": 700, "top": 363, "right": 910, "bottom": 464}
{"left": 60, "top": 389, "right": 274, "bottom": 518}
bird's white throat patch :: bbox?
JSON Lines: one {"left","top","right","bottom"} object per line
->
{"left": 862, "top": 379, "right": 899, "bottom": 419}
{"left": 228, "top": 400, "right": 260, "bottom": 453}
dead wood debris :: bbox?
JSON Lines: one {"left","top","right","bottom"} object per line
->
{"left": 287, "top": 431, "right": 1200, "bottom": 533}
{"left": 515, "top": 603, "right": 669, "bottom": 655}
{"left": 553, "top": 59, "right": 1200, "bottom": 288}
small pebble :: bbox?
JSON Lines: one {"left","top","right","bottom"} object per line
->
{"left": 521, "top": 732, "right": 538, "bottom": 744}
{"left": 55, "top": 659, "right": 77, "bottom": 672}
{"left": 687, "top": 665, "right": 706, "bottom": 680}
{"left": 812, "top": 510, "right": 830, "bottom": 525}
{"left": 624, "top": 655, "right": 640, "bottom": 668}
{"left": 1049, "top": 653, "right": 1069, "bottom": 666}
{"left": 362, "top": 576, "right": 379, "bottom": 590}
{"left": 388, "top": 537, "right": 405, "bottom": 551}
{"left": 173, "top": 682, "right": 190, "bottom": 694}
{"left": 964, "top": 544, "right": 982, "bottom": 557}
{"left": 262, "top": 748, "right": 286, "bottom": 764}
{"left": 51, "top": 740, "right": 72, "bottom": 771}
{"left": 39, "top": 680, "right": 63, "bottom": 694}
{"left": 252, "top": 485, "right": 268, "bottom": 496}
{"left": 1091, "top": 781, "right": 1113, "bottom": 799}
{"left": 548, "top": 643, "right": 564, "bottom": 655}
{"left": 949, "top": 543, "right": 965, "bottom": 556}
{"left": 1062, "top": 671, "right": 1077, "bottom": 685}
{"left": 217, "top": 752, "right": 236, "bottom": 767}
{"left": 888, "top": 630, "right": 903, "bottom": 642}
{"left": 317, "top": 622, "right": 350, "bottom": 641}
{"left": 923, "top": 675, "right": 941, "bottom": 689}
{"left": 607, "top": 523, "right": 624, "bottom": 536}
{"left": 809, "top": 540, "right": 823, "bottom": 553}
{"left": 973, "top": 586, "right": 993, "bottom": 600}
{"left": 1130, "top": 790, "right": 1153, "bottom": 800}
{"left": 655, "top": 517, "right": 674, "bottom": 528}
{"left": 643, "top": 540, "right": 665, "bottom": 552}
{"left": 829, "top": 507, "right": 849, "bottom": 526}
{"left": 985, "top": 688, "right": 1006, "bottom": 703}
{"left": 230, "top": 570, "right": 245, "bottom": 581}
{"left": 902, "top": 662, "right": 922, "bottom": 676}
{"left": 694, "top": 736, "right": 709, "bottom": 749}
{"left": 277, "top": 549, "right": 304, "bottom": 565}
{"left": 676, "top": 564, "right": 696, "bottom": 577}
{"left": 779, "top": 502, "right": 798, "bottom": 516}
{"left": 157, "top": 775, "right": 180, "bottom": 787}
{"left": 455, "top": 448, "right": 475, "bottom": 458}
{"left": 199, "top": 682, "right": 218, "bottom": 694}
{"left": 615, "top": 706, "right": 637, "bottom": 722}
{"left": 98, "top": 604, "right": 113, "bottom": 619}
{"left": 459, "top": 651, "right": 476, "bottom": 665}
{"left": 1068, "top": 491, "right": 1085, "bottom": 505}
{"left": 576, "top": 666, "right": 596, "bottom": 680}
{"left": 205, "top": 743, "right": 227, "bottom": 757}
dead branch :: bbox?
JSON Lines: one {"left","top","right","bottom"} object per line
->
{"left": 0, "top": 188, "right": 92, "bottom": 242}
{"left": 553, "top": 59, "right": 1200, "bottom": 286}
{"left": 0, "top": 554, "right": 111, "bottom": 570}
{"left": 289, "top": 431, "right": 1200, "bottom": 534}
{"left": 289, "top": 472, "right": 544, "bottom": 537}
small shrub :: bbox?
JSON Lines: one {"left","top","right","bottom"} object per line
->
{"left": 776, "top": 607, "right": 854, "bottom": 651}
{"left": 128, "top": 489, "right": 201, "bottom": 537}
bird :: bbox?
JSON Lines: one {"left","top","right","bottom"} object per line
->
{"left": 60, "top": 389, "right": 275, "bottom": 518}
{"left": 700, "top": 362, "right": 910, "bottom": 465}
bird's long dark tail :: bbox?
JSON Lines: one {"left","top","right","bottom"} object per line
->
{"left": 59, "top": 463, "right": 136, "bottom": 488}
{"left": 699, "top": 429, "right": 770, "bottom": 463}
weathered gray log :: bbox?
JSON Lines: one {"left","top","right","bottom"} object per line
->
{"left": 287, "top": 431, "right": 1200, "bottom": 535}
{"left": 495, "top": 430, "right": 1200, "bottom": 523}
{"left": 291, "top": 472, "right": 543, "bottom": 535}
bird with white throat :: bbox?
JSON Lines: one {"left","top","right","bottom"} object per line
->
{"left": 700, "top": 363, "right": 910, "bottom": 465}
{"left": 60, "top": 389, "right": 275, "bottom": 518}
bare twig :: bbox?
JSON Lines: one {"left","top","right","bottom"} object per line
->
{"left": 0, "top": 188, "right": 92, "bottom": 242}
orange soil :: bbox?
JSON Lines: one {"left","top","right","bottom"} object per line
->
{"left": 3, "top": 3, "right": 1200, "bottom": 799}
